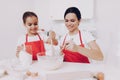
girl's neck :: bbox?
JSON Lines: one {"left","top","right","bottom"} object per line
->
{"left": 27, "top": 33, "right": 38, "bottom": 36}
{"left": 69, "top": 29, "right": 79, "bottom": 35}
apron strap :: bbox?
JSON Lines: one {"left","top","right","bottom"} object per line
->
{"left": 62, "top": 30, "right": 84, "bottom": 47}
{"left": 26, "top": 33, "right": 42, "bottom": 42}
{"left": 62, "top": 34, "right": 67, "bottom": 46}
{"left": 79, "top": 30, "right": 84, "bottom": 47}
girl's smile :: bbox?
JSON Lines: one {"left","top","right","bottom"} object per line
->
{"left": 24, "top": 16, "right": 39, "bottom": 36}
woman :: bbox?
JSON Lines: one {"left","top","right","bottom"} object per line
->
{"left": 60, "top": 7, "right": 104, "bottom": 63}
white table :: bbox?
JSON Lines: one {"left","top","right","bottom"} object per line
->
{"left": 29, "top": 62, "right": 105, "bottom": 80}
{"left": 0, "top": 58, "right": 120, "bottom": 80}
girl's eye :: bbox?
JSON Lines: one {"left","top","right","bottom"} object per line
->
{"left": 28, "top": 24, "right": 32, "bottom": 26}
{"left": 34, "top": 23, "right": 38, "bottom": 26}
{"left": 27, "top": 23, "right": 38, "bottom": 26}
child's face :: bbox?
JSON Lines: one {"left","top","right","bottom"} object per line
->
{"left": 24, "top": 16, "right": 39, "bottom": 35}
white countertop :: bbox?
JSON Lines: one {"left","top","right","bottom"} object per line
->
{"left": 0, "top": 58, "right": 120, "bottom": 80}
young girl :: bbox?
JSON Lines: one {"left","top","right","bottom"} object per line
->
{"left": 16, "top": 11, "right": 58, "bottom": 60}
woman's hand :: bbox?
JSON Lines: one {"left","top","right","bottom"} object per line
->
{"left": 62, "top": 40, "right": 79, "bottom": 52}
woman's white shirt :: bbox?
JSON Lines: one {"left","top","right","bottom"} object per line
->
{"left": 59, "top": 30, "right": 95, "bottom": 48}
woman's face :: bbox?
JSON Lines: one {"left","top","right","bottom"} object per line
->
{"left": 64, "top": 13, "right": 80, "bottom": 32}
{"left": 24, "top": 16, "right": 39, "bottom": 35}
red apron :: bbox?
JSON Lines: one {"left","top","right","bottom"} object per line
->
{"left": 62, "top": 31, "right": 90, "bottom": 63}
{"left": 25, "top": 34, "right": 46, "bottom": 60}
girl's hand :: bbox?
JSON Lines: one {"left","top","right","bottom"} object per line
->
{"left": 48, "top": 30, "right": 56, "bottom": 40}
{"left": 16, "top": 44, "right": 24, "bottom": 57}
{"left": 46, "top": 30, "right": 58, "bottom": 45}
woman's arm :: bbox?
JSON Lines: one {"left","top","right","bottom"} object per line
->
{"left": 62, "top": 40, "right": 104, "bottom": 61}
{"left": 78, "top": 40, "right": 104, "bottom": 60}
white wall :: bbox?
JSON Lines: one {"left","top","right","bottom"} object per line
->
{"left": 95, "top": 0, "right": 120, "bottom": 65}
{"left": 34, "top": 0, "right": 120, "bottom": 66}
{"left": 0, "top": 0, "right": 120, "bottom": 66}
{"left": 0, "top": 0, "right": 34, "bottom": 59}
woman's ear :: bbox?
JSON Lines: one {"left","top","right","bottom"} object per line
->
{"left": 78, "top": 20, "right": 81, "bottom": 25}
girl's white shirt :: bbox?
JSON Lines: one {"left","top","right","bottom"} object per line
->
{"left": 16, "top": 31, "right": 60, "bottom": 56}
{"left": 17, "top": 32, "right": 48, "bottom": 46}
{"left": 59, "top": 30, "right": 95, "bottom": 49}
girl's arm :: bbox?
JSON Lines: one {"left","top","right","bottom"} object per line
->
{"left": 16, "top": 44, "right": 24, "bottom": 57}
{"left": 46, "top": 30, "right": 58, "bottom": 45}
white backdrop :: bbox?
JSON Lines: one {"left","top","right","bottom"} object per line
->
{"left": 0, "top": 0, "right": 120, "bottom": 66}
{"left": 0, "top": 0, "right": 34, "bottom": 59}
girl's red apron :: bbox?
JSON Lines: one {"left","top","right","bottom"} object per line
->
{"left": 25, "top": 34, "right": 46, "bottom": 60}
{"left": 62, "top": 31, "right": 90, "bottom": 63}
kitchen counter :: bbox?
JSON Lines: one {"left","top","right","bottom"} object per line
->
{"left": 0, "top": 58, "right": 119, "bottom": 80}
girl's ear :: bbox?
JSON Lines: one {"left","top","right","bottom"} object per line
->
{"left": 23, "top": 23, "right": 27, "bottom": 27}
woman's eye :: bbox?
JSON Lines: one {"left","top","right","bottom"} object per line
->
{"left": 71, "top": 19, "right": 75, "bottom": 22}
{"left": 65, "top": 20, "right": 68, "bottom": 22}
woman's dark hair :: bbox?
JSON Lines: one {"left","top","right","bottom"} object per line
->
{"left": 64, "top": 7, "right": 81, "bottom": 20}
{"left": 23, "top": 11, "right": 38, "bottom": 24}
